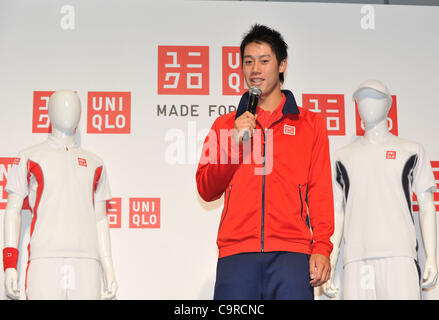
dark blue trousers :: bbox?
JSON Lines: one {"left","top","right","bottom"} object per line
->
{"left": 213, "top": 251, "right": 314, "bottom": 300}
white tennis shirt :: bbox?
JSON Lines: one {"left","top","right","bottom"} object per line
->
{"left": 6, "top": 136, "right": 111, "bottom": 261}
{"left": 334, "top": 134, "right": 436, "bottom": 265}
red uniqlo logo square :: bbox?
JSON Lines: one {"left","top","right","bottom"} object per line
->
{"left": 0, "top": 158, "right": 30, "bottom": 211}
{"left": 158, "top": 46, "right": 209, "bottom": 95}
{"left": 356, "top": 95, "right": 398, "bottom": 136}
{"left": 302, "top": 94, "right": 346, "bottom": 136}
{"left": 222, "top": 46, "right": 246, "bottom": 96}
{"left": 413, "top": 161, "right": 439, "bottom": 212}
{"left": 106, "top": 197, "right": 122, "bottom": 229}
{"left": 87, "top": 92, "right": 131, "bottom": 134}
{"left": 78, "top": 158, "right": 87, "bottom": 167}
{"left": 386, "top": 151, "right": 396, "bottom": 159}
{"left": 32, "top": 91, "right": 55, "bottom": 133}
{"left": 0, "top": 158, "right": 16, "bottom": 210}
{"left": 129, "top": 198, "right": 160, "bottom": 229}
{"left": 284, "top": 125, "right": 295, "bottom": 136}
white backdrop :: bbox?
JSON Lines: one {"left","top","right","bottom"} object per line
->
{"left": 0, "top": 0, "right": 438, "bottom": 300}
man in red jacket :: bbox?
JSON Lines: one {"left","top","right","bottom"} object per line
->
{"left": 196, "top": 24, "right": 334, "bottom": 299}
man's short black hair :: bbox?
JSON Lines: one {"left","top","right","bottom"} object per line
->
{"left": 240, "top": 24, "right": 288, "bottom": 83}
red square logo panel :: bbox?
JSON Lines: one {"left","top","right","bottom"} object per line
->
{"left": 302, "top": 94, "right": 346, "bottom": 136}
{"left": 386, "top": 151, "right": 396, "bottom": 160}
{"left": 106, "top": 197, "right": 122, "bottom": 229}
{"left": 129, "top": 198, "right": 160, "bottom": 229}
{"left": 32, "top": 91, "right": 54, "bottom": 133}
{"left": 434, "top": 161, "right": 439, "bottom": 212}
{"left": 0, "top": 157, "right": 30, "bottom": 211}
{"left": 222, "top": 46, "right": 246, "bottom": 96}
{"left": 87, "top": 92, "right": 131, "bottom": 134}
{"left": 0, "top": 158, "right": 16, "bottom": 210}
{"left": 412, "top": 161, "right": 439, "bottom": 212}
{"left": 158, "top": 46, "right": 209, "bottom": 95}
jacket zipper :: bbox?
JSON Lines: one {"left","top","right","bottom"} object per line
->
{"left": 259, "top": 115, "right": 286, "bottom": 253}
{"left": 218, "top": 185, "right": 232, "bottom": 232}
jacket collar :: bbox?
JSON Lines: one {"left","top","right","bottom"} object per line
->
{"left": 235, "top": 89, "right": 300, "bottom": 119}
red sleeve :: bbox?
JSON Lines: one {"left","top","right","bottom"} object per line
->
{"left": 307, "top": 114, "right": 335, "bottom": 259}
{"left": 196, "top": 118, "right": 242, "bottom": 202}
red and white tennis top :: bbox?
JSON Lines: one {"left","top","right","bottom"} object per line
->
{"left": 6, "top": 136, "right": 111, "bottom": 261}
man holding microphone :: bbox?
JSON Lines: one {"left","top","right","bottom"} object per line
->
{"left": 196, "top": 24, "right": 334, "bottom": 300}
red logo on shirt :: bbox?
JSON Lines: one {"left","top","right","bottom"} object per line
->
{"left": 78, "top": 158, "right": 87, "bottom": 167}
{"left": 302, "top": 94, "right": 346, "bottom": 136}
{"left": 129, "top": 198, "right": 160, "bottom": 228}
{"left": 284, "top": 125, "right": 295, "bottom": 136}
{"left": 386, "top": 151, "right": 396, "bottom": 160}
{"left": 431, "top": 161, "right": 439, "bottom": 212}
{"left": 158, "top": 46, "right": 209, "bottom": 95}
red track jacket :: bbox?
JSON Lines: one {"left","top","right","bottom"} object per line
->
{"left": 196, "top": 90, "right": 334, "bottom": 259}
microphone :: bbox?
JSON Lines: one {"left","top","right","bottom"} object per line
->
{"left": 243, "top": 86, "right": 262, "bottom": 142}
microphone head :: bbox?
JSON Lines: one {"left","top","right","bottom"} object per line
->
{"left": 249, "top": 86, "right": 262, "bottom": 97}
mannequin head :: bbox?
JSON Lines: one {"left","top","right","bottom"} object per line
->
{"left": 48, "top": 90, "right": 81, "bottom": 135}
{"left": 353, "top": 80, "right": 392, "bottom": 127}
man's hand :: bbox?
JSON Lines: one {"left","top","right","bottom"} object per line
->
{"left": 309, "top": 254, "right": 331, "bottom": 287}
{"left": 233, "top": 111, "right": 257, "bottom": 144}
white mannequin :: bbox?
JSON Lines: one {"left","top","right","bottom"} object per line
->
{"left": 3, "top": 90, "right": 118, "bottom": 299}
{"left": 323, "top": 80, "right": 438, "bottom": 298}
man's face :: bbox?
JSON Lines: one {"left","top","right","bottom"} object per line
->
{"left": 242, "top": 41, "right": 286, "bottom": 98}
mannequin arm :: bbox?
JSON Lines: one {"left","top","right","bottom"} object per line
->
{"left": 95, "top": 201, "right": 118, "bottom": 299}
{"left": 417, "top": 191, "right": 438, "bottom": 289}
{"left": 3, "top": 192, "right": 24, "bottom": 299}
{"left": 322, "top": 182, "right": 345, "bottom": 298}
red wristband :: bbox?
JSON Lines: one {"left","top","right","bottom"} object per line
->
{"left": 3, "top": 247, "right": 19, "bottom": 271}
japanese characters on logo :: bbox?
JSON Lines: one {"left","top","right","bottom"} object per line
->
{"left": 0, "top": 157, "right": 30, "bottom": 211}
{"left": 283, "top": 124, "right": 295, "bottom": 136}
{"left": 302, "top": 94, "right": 346, "bottom": 136}
{"left": 386, "top": 151, "right": 397, "bottom": 160}
{"left": 433, "top": 161, "right": 439, "bottom": 212}
{"left": 355, "top": 95, "right": 398, "bottom": 136}
{"left": 413, "top": 161, "right": 439, "bottom": 212}
{"left": 106, "top": 197, "right": 122, "bottom": 229}
{"left": 158, "top": 46, "right": 209, "bottom": 95}
{"left": 0, "top": 158, "right": 16, "bottom": 210}
{"left": 78, "top": 158, "right": 87, "bottom": 167}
